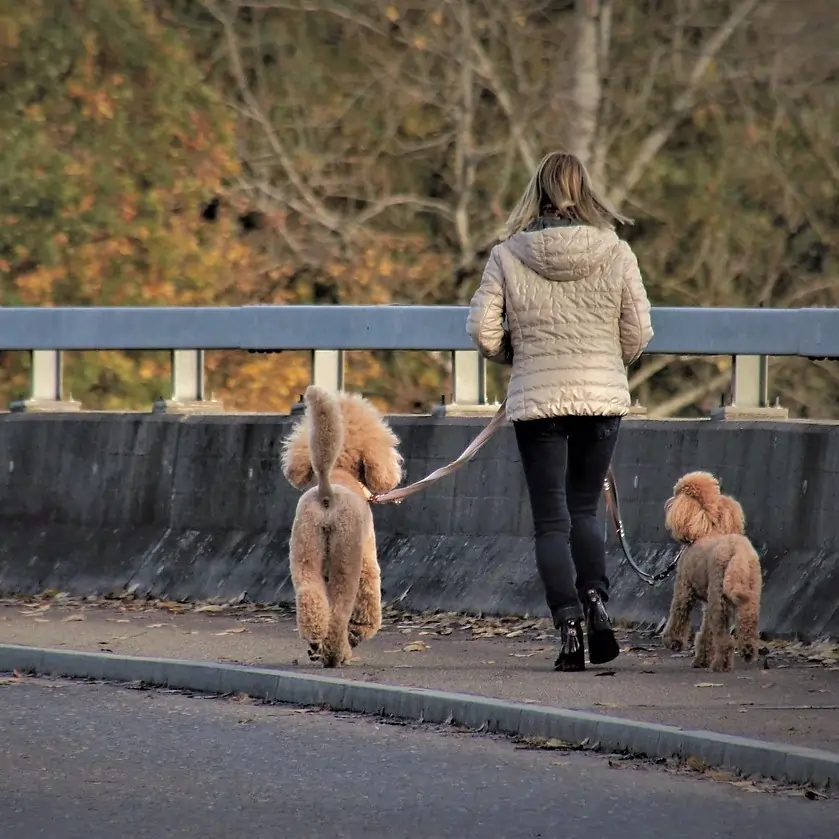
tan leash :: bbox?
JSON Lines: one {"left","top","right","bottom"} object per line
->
{"left": 369, "top": 401, "right": 678, "bottom": 585}
{"left": 368, "top": 401, "right": 509, "bottom": 505}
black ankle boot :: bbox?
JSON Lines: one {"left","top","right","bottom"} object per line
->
{"left": 554, "top": 619, "right": 585, "bottom": 671}
{"left": 584, "top": 589, "right": 620, "bottom": 665}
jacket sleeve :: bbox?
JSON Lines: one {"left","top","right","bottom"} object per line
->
{"left": 466, "top": 247, "right": 513, "bottom": 366}
{"left": 617, "top": 241, "right": 653, "bottom": 366}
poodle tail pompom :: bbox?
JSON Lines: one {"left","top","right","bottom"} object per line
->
{"left": 723, "top": 538, "right": 759, "bottom": 605}
{"left": 304, "top": 385, "right": 345, "bottom": 507}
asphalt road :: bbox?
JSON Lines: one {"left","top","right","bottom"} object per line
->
{"left": 1, "top": 678, "right": 837, "bottom": 839}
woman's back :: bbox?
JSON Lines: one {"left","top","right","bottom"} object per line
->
{"left": 469, "top": 219, "right": 650, "bottom": 421}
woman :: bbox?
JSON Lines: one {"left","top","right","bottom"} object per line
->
{"left": 466, "top": 151, "right": 653, "bottom": 671}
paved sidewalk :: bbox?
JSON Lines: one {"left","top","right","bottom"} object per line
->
{"left": 2, "top": 595, "right": 838, "bottom": 753}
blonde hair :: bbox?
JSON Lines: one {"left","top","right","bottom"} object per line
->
{"left": 503, "top": 151, "right": 632, "bottom": 238}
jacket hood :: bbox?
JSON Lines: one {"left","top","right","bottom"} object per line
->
{"left": 504, "top": 222, "right": 621, "bottom": 283}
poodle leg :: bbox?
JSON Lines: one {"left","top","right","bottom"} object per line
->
{"left": 349, "top": 523, "right": 382, "bottom": 649}
{"left": 707, "top": 587, "right": 734, "bottom": 672}
{"left": 662, "top": 571, "right": 695, "bottom": 652}
{"left": 735, "top": 598, "right": 760, "bottom": 663}
{"left": 289, "top": 513, "right": 330, "bottom": 660}
{"left": 321, "top": 518, "right": 365, "bottom": 668}
{"left": 692, "top": 606, "right": 711, "bottom": 669}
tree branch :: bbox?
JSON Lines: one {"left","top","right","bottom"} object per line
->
{"left": 649, "top": 370, "right": 731, "bottom": 418}
{"left": 568, "top": 0, "right": 602, "bottom": 167}
{"left": 463, "top": 24, "right": 538, "bottom": 172}
{"left": 608, "top": 0, "right": 767, "bottom": 209}
{"left": 453, "top": 1, "right": 477, "bottom": 270}
{"left": 203, "top": 0, "right": 343, "bottom": 234}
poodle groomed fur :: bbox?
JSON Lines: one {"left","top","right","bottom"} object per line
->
{"left": 661, "top": 471, "right": 762, "bottom": 672}
{"left": 281, "top": 386, "right": 402, "bottom": 668}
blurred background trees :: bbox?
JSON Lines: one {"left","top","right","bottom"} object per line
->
{"left": 1, "top": 0, "right": 837, "bottom": 415}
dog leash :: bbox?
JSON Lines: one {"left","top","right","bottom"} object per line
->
{"left": 367, "top": 401, "right": 509, "bottom": 505}
{"left": 602, "top": 467, "right": 680, "bottom": 586}
{"left": 369, "top": 401, "right": 678, "bottom": 585}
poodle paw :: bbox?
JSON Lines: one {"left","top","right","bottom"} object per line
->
{"left": 663, "top": 635, "right": 685, "bottom": 652}
{"left": 691, "top": 657, "right": 708, "bottom": 669}
{"left": 307, "top": 641, "right": 323, "bottom": 662}
{"left": 709, "top": 657, "right": 733, "bottom": 673}
{"left": 321, "top": 651, "right": 352, "bottom": 668}
{"left": 321, "top": 639, "right": 352, "bottom": 668}
{"left": 739, "top": 643, "right": 758, "bottom": 663}
{"left": 348, "top": 622, "right": 379, "bottom": 648}
{"left": 348, "top": 626, "right": 364, "bottom": 648}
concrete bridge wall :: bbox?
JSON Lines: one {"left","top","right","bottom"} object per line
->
{"left": 0, "top": 414, "right": 837, "bottom": 639}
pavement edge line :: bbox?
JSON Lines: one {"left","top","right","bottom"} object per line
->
{"left": 1, "top": 643, "right": 836, "bottom": 789}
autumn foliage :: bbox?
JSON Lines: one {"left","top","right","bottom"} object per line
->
{"left": 1, "top": 1, "right": 838, "bottom": 416}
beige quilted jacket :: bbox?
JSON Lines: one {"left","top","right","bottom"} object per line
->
{"left": 466, "top": 223, "right": 653, "bottom": 422}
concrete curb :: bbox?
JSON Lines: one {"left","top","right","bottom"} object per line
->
{"left": 2, "top": 643, "right": 837, "bottom": 788}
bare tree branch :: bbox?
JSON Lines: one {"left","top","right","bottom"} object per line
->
{"left": 568, "top": 0, "right": 602, "bottom": 167}
{"left": 608, "top": 0, "right": 768, "bottom": 209}
{"left": 203, "top": 0, "right": 343, "bottom": 234}
{"left": 453, "top": 1, "right": 477, "bottom": 271}
{"left": 649, "top": 370, "right": 731, "bottom": 418}
{"left": 464, "top": 26, "right": 538, "bottom": 171}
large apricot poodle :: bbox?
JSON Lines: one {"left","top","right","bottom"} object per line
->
{"left": 661, "top": 471, "right": 762, "bottom": 672}
{"left": 281, "top": 386, "right": 403, "bottom": 668}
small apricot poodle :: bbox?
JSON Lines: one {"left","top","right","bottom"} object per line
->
{"left": 281, "top": 386, "right": 402, "bottom": 668}
{"left": 661, "top": 471, "right": 762, "bottom": 672}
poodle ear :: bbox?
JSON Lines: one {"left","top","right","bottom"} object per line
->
{"left": 664, "top": 492, "right": 715, "bottom": 543}
{"left": 280, "top": 419, "right": 314, "bottom": 490}
{"left": 717, "top": 494, "right": 745, "bottom": 535}
{"left": 361, "top": 423, "right": 404, "bottom": 494}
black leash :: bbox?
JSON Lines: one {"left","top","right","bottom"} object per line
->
{"left": 603, "top": 466, "right": 680, "bottom": 586}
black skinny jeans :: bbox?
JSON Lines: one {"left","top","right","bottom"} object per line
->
{"left": 513, "top": 415, "right": 621, "bottom": 626}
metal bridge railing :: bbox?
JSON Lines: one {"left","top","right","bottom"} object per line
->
{"left": 1, "top": 305, "right": 837, "bottom": 418}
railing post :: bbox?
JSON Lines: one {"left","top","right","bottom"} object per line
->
{"left": 711, "top": 354, "right": 787, "bottom": 420}
{"left": 10, "top": 350, "right": 81, "bottom": 412}
{"left": 153, "top": 349, "right": 223, "bottom": 414}
{"left": 311, "top": 349, "right": 345, "bottom": 392}
{"left": 433, "top": 350, "right": 497, "bottom": 417}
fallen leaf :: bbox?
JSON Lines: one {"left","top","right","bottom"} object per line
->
{"left": 402, "top": 641, "right": 430, "bottom": 652}
{"left": 158, "top": 601, "right": 190, "bottom": 614}
{"left": 726, "top": 780, "right": 765, "bottom": 793}
{"left": 20, "top": 604, "right": 51, "bottom": 615}
{"left": 694, "top": 682, "right": 724, "bottom": 688}
{"left": 215, "top": 627, "right": 249, "bottom": 636}
{"left": 195, "top": 605, "right": 226, "bottom": 613}
{"left": 595, "top": 670, "right": 617, "bottom": 677}
{"left": 61, "top": 614, "right": 85, "bottom": 623}
{"left": 148, "top": 623, "right": 165, "bottom": 629}
{"left": 536, "top": 738, "right": 570, "bottom": 750}
{"left": 33, "top": 618, "right": 50, "bottom": 623}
